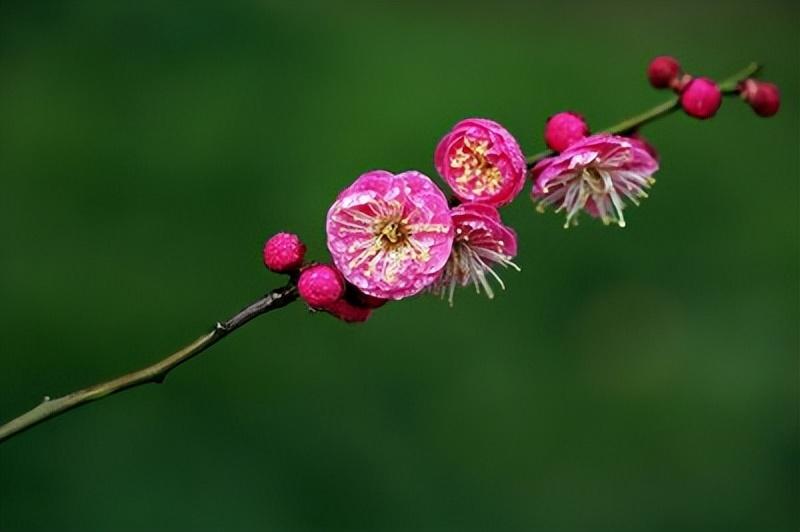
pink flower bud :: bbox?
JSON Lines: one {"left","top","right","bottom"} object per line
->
{"left": 680, "top": 77, "right": 722, "bottom": 119}
{"left": 346, "top": 285, "right": 388, "bottom": 309}
{"left": 322, "top": 298, "right": 372, "bottom": 323}
{"left": 647, "top": 56, "right": 681, "bottom": 89}
{"left": 263, "top": 232, "right": 306, "bottom": 273}
{"left": 543, "top": 111, "right": 590, "bottom": 153}
{"left": 298, "top": 264, "right": 344, "bottom": 308}
{"left": 740, "top": 79, "right": 780, "bottom": 117}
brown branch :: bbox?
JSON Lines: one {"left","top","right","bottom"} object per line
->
{"left": 0, "top": 283, "right": 299, "bottom": 443}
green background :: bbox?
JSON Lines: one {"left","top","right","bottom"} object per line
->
{"left": 1, "top": 1, "right": 797, "bottom": 530}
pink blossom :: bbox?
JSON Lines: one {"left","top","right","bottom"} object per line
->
{"left": 432, "top": 203, "right": 519, "bottom": 305}
{"left": 435, "top": 118, "right": 526, "bottom": 206}
{"left": 326, "top": 170, "right": 454, "bottom": 300}
{"left": 532, "top": 133, "right": 659, "bottom": 228}
{"left": 627, "top": 131, "right": 659, "bottom": 162}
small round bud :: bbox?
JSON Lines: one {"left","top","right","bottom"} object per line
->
{"left": 322, "top": 298, "right": 372, "bottom": 323}
{"left": 741, "top": 79, "right": 780, "bottom": 117}
{"left": 346, "top": 285, "right": 388, "bottom": 309}
{"left": 647, "top": 56, "right": 681, "bottom": 89}
{"left": 544, "top": 111, "right": 590, "bottom": 152}
{"left": 298, "top": 264, "right": 345, "bottom": 308}
{"left": 680, "top": 77, "right": 722, "bottom": 119}
{"left": 263, "top": 232, "right": 306, "bottom": 272}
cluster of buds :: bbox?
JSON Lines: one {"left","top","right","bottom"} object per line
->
{"left": 647, "top": 55, "right": 780, "bottom": 119}
{"left": 261, "top": 56, "right": 781, "bottom": 322}
{"left": 263, "top": 232, "right": 378, "bottom": 322}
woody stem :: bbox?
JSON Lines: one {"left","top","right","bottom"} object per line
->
{"left": 0, "top": 284, "right": 299, "bottom": 443}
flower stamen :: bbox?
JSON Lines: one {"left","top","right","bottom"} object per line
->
{"left": 450, "top": 137, "right": 503, "bottom": 197}
{"left": 431, "top": 203, "right": 519, "bottom": 306}
{"left": 532, "top": 134, "right": 658, "bottom": 228}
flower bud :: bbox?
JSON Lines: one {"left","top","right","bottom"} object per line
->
{"left": 322, "top": 298, "right": 372, "bottom": 323}
{"left": 740, "top": 79, "right": 780, "bottom": 117}
{"left": 298, "top": 264, "right": 344, "bottom": 308}
{"left": 647, "top": 56, "right": 681, "bottom": 89}
{"left": 543, "top": 111, "right": 590, "bottom": 153}
{"left": 680, "top": 77, "right": 722, "bottom": 119}
{"left": 263, "top": 232, "right": 306, "bottom": 273}
{"left": 346, "top": 284, "right": 388, "bottom": 309}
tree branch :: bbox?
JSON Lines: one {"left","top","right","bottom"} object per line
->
{"left": 0, "top": 283, "right": 299, "bottom": 443}
{"left": 0, "top": 62, "right": 765, "bottom": 445}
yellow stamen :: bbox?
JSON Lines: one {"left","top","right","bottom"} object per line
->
{"left": 449, "top": 137, "right": 502, "bottom": 197}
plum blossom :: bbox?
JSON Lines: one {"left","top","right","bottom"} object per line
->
{"left": 532, "top": 133, "right": 659, "bottom": 228}
{"left": 432, "top": 203, "right": 519, "bottom": 305}
{"left": 326, "top": 170, "right": 454, "bottom": 300}
{"left": 435, "top": 118, "right": 526, "bottom": 206}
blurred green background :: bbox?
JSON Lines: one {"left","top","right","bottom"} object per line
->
{"left": 1, "top": 1, "right": 797, "bottom": 530}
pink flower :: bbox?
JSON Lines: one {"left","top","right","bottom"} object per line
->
{"left": 326, "top": 170, "right": 454, "bottom": 300}
{"left": 435, "top": 118, "right": 526, "bottom": 206}
{"left": 627, "top": 131, "right": 659, "bottom": 162}
{"left": 432, "top": 203, "right": 519, "bottom": 305}
{"left": 532, "top": 134, "right": 659, "bottom": 228}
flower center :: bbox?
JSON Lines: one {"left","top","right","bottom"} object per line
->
{"left": 450, "top": 137, "right": 502, "bottom": 196}
{"left": 333, "top": 199, "right": 450, "bottom": 284}
{"left": 376, "top": 219, "right": 408, "bottom": 247}
{"left": 581, "top": 168, "right": 607, "bottom": 194}
{"left": 433, "top": 226, "right": 519, "bottom": 306}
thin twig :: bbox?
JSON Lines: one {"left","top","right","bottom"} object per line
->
{"left": 0, "top": 284, "right": 298, "bottom": 443}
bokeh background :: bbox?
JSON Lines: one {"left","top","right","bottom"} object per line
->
{"left": 1, "top": 1, "right": 797, "bottom": 530}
